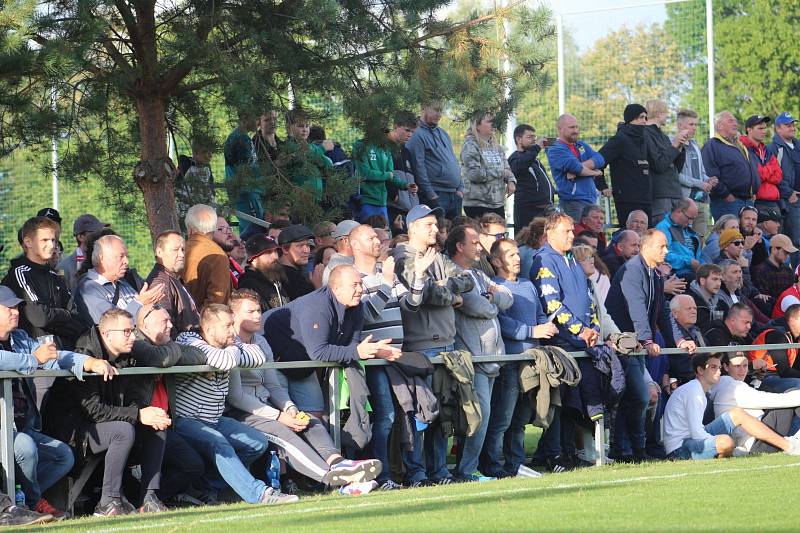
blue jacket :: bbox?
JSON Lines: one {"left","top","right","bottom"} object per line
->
{"left": 405, "top": 121, "right": 462, "bottom": 198}
{"left": 1, "top": 329, "right": 89, "bottom": 431}
{"left": 701, "top": 136, "right": 760, "bottom": 200}
{"left": 545, "top": 139, "right": 605, "bottom": 203}
{"left": 529, "top": 243, "right": 595, "bottom": 349}
{"left": 655, "top": 214, "right": 703, "bottom": 278}
{"left": 606, "top": 255, "right": 674, "bottom": 345}
{"left": 493, "top": 277, "right": 548, "bottom": 355}
{"left": 769, "top": 133, "right": 800, "bottom": 193}
{"left": 263, "top": 287, "right": 364, "bottom": 379}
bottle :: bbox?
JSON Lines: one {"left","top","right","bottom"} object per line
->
{"left": 14, "top": 484, "right": 25, "bottom": 508}
{"left": 266, "top": 451, "right": 281, "bottom": 491}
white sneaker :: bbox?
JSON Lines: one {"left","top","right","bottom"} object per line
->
{"left": 516, "top": 465, "right": 543, "bottom": 478}
{"left": 338, "top": 480, "right": 378, "bottom": 496}
{"left": 784, "top": 436, "right": 800, "bottom": 456}
{"left": 260, "top": 487, "right": 300, "bottom": 505}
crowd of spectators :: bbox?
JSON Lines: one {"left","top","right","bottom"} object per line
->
{"left": 3, "top": 104, "right": 800, "bottom": 526}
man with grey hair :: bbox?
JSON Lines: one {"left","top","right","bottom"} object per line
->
{"left": 655, "top": 197, "right": 703, "bottom": 280}
{"left": 702, "top": 111, "right": 760, "bottom": 220}
{"left": 183, "top": 203, "right": 232, "bottom": 309}
{"left": 669, "top": 294, "right": 705, "bottom": 384}
{"left": 74, "top": 234, "right": 162, "bottom": 325}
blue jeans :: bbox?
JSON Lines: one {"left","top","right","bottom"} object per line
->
{"left": 14, "top": 429, "right": 74, "bottom": 504}
{"left": 359, "top": 204, "right": 390, "bottom": 225}
{"left": 668, "top": 412, "right": 736, "bottom": 460}
{"left": 559, "top": 199, "right": 591, "bottom": 222}
{"left": 365, "top": 367, "right": 395, "bottom": 483}
{"left": 174, "top": 416, "right": 268, "bottom": 503}
{"left": 710, "top": 197, "right": 751, "bottom": 221}
{"left": 435, "top": 192, "right": 463, "bottom": 220}
{"left": 481, "top": 363, "right": 520, "bottom": 476}
{"left": 760, "top": 374, "right": 800, "bottom": 393}
{"left": 416, "top": 345, "right": 454, "bottom": 481}
{"left": 614, "top": 355, "right": 650, "bottom": 455}
{"left": 456, "top": 372, "right": 494, "bottom": 477}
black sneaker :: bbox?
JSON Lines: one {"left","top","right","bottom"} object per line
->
{"left": 546, "top": 456, "right": 572, "bottom": 473}
{"left": 93, "top": 498, "right": 131, "bottom": 517}
{"left": 408, "top": 479, "right": 434, "bottom": 488}
{"left": 0, "top": 506, "right": 53, "bottom": 526}
{"left": 433, "top": 476, "right": 454, "bottom": 485}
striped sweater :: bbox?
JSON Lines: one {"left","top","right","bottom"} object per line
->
{"left": 175, "top": 331, "right": 266, "bottom": 424}
{"left": 358, "top": 263, "right": 425, "bottom": 349}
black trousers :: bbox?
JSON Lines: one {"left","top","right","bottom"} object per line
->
{"left": 614, "top": 200, "right": 652, "bottom": 229}
{"left": 513, "top": 205, "right": 550, "bottom": 235}
{"left": 464, "top": 205, "right": 504, "bottom": 219}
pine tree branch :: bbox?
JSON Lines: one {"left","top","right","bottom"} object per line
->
{"left": 328, "top": 5, "right": 520, "bottom": 66}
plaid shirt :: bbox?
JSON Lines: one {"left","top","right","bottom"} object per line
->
{"left": 751, "top": 259, "right": 795, "bottom": 299}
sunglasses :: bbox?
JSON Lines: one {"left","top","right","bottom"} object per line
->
{"left": 739, "top": 205, "right": 758, "bottom": 216}
{"left": 483, "top": 232, "right": 508, "bottom": 241}
{"left": 731, "top": 241, "right": 744, "bottom": 246}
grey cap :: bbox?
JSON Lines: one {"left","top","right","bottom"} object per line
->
{"left": 73, "top": 214, "right": 110, "bottom": 236}
{"left": 333, "top": 220, "right": 360, "bottom": 240}
{"left": 406, "top": 204, "right": 444, "bottom": 226}
{"left": 0, "top": 286, "right": 23, "bottom": 308}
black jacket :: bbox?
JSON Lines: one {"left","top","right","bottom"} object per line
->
{"left": 237, "top": 266, "right": 291, "bottom": 311}
{"left": 644, "top": 124, "right": 686, "bottom": 200}
{"left": 600, "top": 246, "right": 626, "bottom": 280}
{"left": 2, "top": 256, "right": 86, "bottom": 348}
{"left": 507, "top": 146, "right": 554, "bottom": 208}
{"left": 281, "top": 264, "right": 315, "bottom": 301}
{"left": 145, "top": 263, "right": 200, "bottom": 339}
{"left": 704, "top": 319, "right": 753, "bottom": 347}
{"left": 599, "top": 123, "right": 652, "bottom": 205}
{"left": 42, "top": 327, "right": 205, "bottom": 459}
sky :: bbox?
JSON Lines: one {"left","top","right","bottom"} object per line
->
{"left": 546, "top": 0, "right": 669, "bottom": 52}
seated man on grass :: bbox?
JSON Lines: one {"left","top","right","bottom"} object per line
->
{"left": 663, "top": 352, "right": 800, "bottom": 460}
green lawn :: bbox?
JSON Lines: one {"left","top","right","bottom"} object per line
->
{"left": 25, "top": 454, "right": 800, "bottom": 532}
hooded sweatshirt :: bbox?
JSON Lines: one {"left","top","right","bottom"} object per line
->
{"left": 353, "top": 140, "right": 409, "bottom": 207}
{"left": 460, "top": 132, "right": 514, "bottom": 209}
{"left": 405, "top": 120, "right": 462, "bottom": 198}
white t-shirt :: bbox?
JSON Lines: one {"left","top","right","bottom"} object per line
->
{"left": 663, "top": 379, "right": 714, "bottom": 455}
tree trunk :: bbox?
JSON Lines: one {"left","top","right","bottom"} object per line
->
{"left": 134, "top": 96, "right": 178, "bottom": 241}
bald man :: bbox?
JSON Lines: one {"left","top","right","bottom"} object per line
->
{"left": 545, "top": 114, "right": 606, "bottom": 222}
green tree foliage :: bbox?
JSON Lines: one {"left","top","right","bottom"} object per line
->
{"left": 0, "top": 0, "right": 555, "bottom": 238}
{"left": 666, "top": 0, "right": 800, "bottom": 126}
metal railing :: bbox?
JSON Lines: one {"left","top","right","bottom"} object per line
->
{"left": 1, "top": 342, "right": 796, "bottom": 496}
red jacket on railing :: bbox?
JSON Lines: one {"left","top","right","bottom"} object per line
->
{"left": 741, "top": 135, "right": 783, "bottom": 201}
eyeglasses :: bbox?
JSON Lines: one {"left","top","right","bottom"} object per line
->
{"left": 680, "top": 210, "right": 696, "bottom": 221}
{"left": 105, "top": 328, "right": 135, "bottom": 337}
{"left": 142, "top": 303, "right": 163, "bottom": 323}
{"left": 482, "top": 232, "right": 508, "bottom": 241}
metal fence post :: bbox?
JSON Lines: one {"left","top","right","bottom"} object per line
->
{"left": 594, "top": 417, "right": 606, "bottom": 467}
{"left": 327, "top": 368, "right": 342, "bottom": 450}
{"left": 0, "top": 378, "right": 15, "bottom": 496}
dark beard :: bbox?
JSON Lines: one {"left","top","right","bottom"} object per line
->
{"left": 262, "top": 263, "right": 288, "bottom": 284}
{"left": 214, "top": 238, "right": 234, "bottom": 253}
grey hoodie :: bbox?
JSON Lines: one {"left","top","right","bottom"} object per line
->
{"left": 460, "top": 132, "right": 514, "bottom": 209}
{"left": 393, "top": 243, "right": 474, "bottom": 351}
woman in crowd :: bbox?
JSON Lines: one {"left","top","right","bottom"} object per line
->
{"left": 460, "top": 112, "right": 516, "bottom": 219}
{"left": 701, "top": 214, "right": 739, "bottom": 264}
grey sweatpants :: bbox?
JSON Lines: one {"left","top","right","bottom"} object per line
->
{"left": 229, "top": 408, "right": 338, "bottom": 483}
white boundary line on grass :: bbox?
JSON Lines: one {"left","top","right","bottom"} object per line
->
{"left": 84, "top": 461, "right": 800, "bottom": 533}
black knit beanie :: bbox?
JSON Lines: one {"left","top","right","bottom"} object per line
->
{"left": 623, "top": 103, "right": 647, "bottom": 124}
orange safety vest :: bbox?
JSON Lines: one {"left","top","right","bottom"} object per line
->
{"left": 750, "top": 329, "right": 798, "bottom": 370}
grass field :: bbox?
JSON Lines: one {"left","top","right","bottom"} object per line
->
{"left": 23, "top": 453, "right": 800, "bottom": 532}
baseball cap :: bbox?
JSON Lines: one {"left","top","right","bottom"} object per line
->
{"left": 719, "top": 228, "right": 744, "bottom": 249}
{"left": 770, "top": 233, "right": 798, "bottom": 254}
{"left": 775, "top": 112, "right": 796, "bottom": 125}
{"left": 277, "top": 224, "right": 313, "bottom": 246}
{"left": 745, "top": 115, "right": 771, "bottom": 129}
{"left": 332, "top": 220, "right": 360, "bottom": 240}
{"left": 37, "top": 208, "right": 62, "bottom": 224}
{"left": 406, "top": 204, "right": 444, "bottom": 226}
{"left": 757, "top": 209, "right": 781, "bottom": 224}
{"left": 73, "top": 214, "right": 110, "bottom": 236}
{"left": 0, "top": 286, "right": 23, "bottom": 308}
{"left": 245, "top": 234, "right": 279, "bottom": 262}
